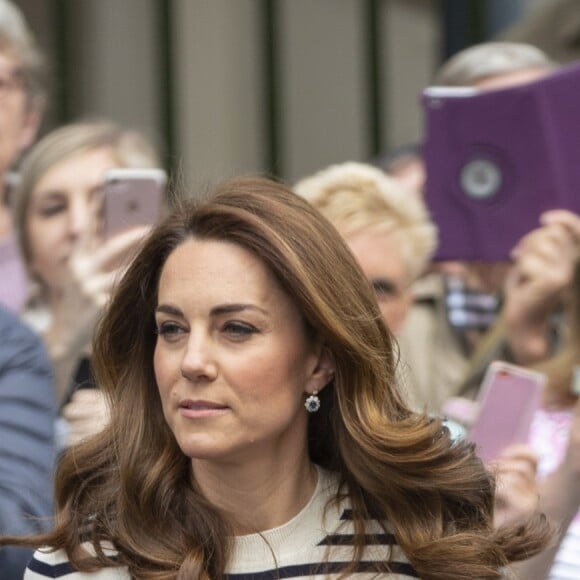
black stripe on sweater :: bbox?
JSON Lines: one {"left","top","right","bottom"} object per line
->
{"left": 225, "top": 560, "right": 419, "bottom": 579}
{"left": 27, "top": 556, "right": 77, "bottom": 577}
{"left": 317, "top": 532, "right": 398, "bottom": 546}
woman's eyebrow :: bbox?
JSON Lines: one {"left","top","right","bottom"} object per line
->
{"left": 33, "top": 190, "right": 66, "bottom": 201}
{"left": 155, "top": 303, "right": 268, "bottom": 317}
{"left": 155, "top": 304, "right": 183, "bottom": 317}
{"left": 210, "top": 303, "right": 268, "bottom": 316}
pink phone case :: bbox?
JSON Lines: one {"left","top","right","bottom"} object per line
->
{"left": 102, "top": 168, "right": 166, "bottom": 238}
{"left": 468, "top": 362, "right": 546, "bottom": 462}
{"left": 0, "top": 234, "right": 28, "bottom": 313}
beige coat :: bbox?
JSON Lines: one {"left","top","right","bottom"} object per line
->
{"left": 396, "top": 272, "right": 471, "bottom": 414}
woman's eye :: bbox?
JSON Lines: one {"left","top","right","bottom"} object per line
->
{"left": 222, "top": 321, "right": 257, "bottom": 338}
{"left": 39, "top": 204, "right": 67, "bottom": 218}
{"left": 156, "top": 321, "right": 186, "bottom": 340}
{"left": 371, "top": 278, "right": 401, "bottom": 302}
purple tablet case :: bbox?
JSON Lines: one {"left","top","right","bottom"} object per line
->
{"left": 422, "top": 62, "right": 580, "bottom": 261}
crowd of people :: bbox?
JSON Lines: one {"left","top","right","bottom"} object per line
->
{"left": 0, "top": 0, "right": 578, "bottom": 578}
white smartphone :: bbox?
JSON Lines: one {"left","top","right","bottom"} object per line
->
{"left": 468, "top": 361, "right": 546, "bottom": 462}
{"left": 102, "top": 168, "right": 166, "bottom": 239}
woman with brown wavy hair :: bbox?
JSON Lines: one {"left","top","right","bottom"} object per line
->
{"left": 3, "top": 176, "right": 549, "bottom": 579}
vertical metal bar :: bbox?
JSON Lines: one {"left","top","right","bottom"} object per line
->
{"left": 441, "top": 0, "right": 488, "bottom": 62}
{"left": 260, "top": 0, "right": 281, "bottom": 177}
{"left": 468, "top": 0, "right": 487, "bottom": 45}
{"left": 441, "top": 0, "right": 468, "bottom": 61}
{"left": 487, "top": 0, "right": 527, "bottom": 38}
{"left": 363, "top": 0, "right": 384, "bottom": 157}
{"left": 53, "top": 0, "right": 74, "bottom": 123}
{"left": 155, "top": 0, "right": 176, "bottom": 174}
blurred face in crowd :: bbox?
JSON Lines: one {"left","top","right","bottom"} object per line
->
{"left": 25, "top": 146, "right": 118, "bottom": 295}
{"left": 387, "top": 154, "right": 426, "bottom": 200}
{"left": 0, "top": 52, "right": 40, "bottom": 179}
{"left": 0, "top": 52, "right": 40, "bottom": 237}
{"left": 154, "top": 238, "right": 327, "bottom": 465}
{"left": 344, "top": 229, "right": 412, "bottom": 335}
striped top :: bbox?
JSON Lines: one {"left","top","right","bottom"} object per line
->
{"left": 25, "top": 467, "right": 418, "bottom": 579}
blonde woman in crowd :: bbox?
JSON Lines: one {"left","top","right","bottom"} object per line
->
{"left": 13, "top": 120, "right": 162, "bottom": 446}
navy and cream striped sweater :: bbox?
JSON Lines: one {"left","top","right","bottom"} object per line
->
{"left": 26, "top": 468, "right": 418, "bottom": 579}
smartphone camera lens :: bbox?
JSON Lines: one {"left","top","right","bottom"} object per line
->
{"left": 460, "top": 158, "right": 502, "bottom": 201}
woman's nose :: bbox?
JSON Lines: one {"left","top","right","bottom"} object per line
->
{"left": 68, "top": 196, "right": 92, "bottom": 237}
{"left": 180, "top": 334, "right": 218, "bottom": 383}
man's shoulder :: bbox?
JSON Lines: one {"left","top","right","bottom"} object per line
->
{"left": 0, "top": 305, "right": 52, "bottom": 379}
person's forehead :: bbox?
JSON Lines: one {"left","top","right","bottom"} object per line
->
{"left": 345, "top": 229, "right": 409, "bottom": 274}
{"left": 472, "top": 67, "right": 550, "bottom": 91}
{"left": 0, "top": 48, "right": 18, "bottom": 64}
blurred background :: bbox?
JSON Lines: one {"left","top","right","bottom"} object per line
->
{"left": 15, "top": 0, "right": 570, "bottom": 187}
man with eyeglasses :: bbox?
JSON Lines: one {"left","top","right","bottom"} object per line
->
{"left": 0, "top": 5, "right": 53, "bottom": 580}
{"left": 0, "top": 0, "right": 46, "bottom": 240}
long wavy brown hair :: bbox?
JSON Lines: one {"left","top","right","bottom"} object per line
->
{"left": 1, "top": 176, "right": 550, "bottom": 578}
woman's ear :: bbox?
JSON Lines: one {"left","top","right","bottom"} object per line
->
{"left": 305, "top": 345, "right": 335, "bottom": 394}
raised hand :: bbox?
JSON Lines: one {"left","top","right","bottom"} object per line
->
{"left": 503, "top": 209, "right": 580, "bottom": 364}
{"left": 61, "top": 388, "right": 110, "bottom": 446}
{"left": 490, "top": 444, "right": 540, "bottom": 528}
{"left": 46, "top": 224, "right": 151, "bottom": 402}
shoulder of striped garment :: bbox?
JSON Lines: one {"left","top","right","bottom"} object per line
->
{"left": 25, "top": 545, "right": 128, "bottom": 579}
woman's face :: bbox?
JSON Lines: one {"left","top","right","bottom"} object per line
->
{"left": 344, "top": 229, "right": 413, "bottom": 335}
{"left": 154, "top": 238, "right": 329, "bottom": 465}
{"left": 25, "top": 146, "right": 118, "bottom": 293}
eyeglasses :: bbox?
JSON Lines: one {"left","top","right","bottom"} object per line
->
{"left": 0, "top": 67, "right": 24, "bottom": 102}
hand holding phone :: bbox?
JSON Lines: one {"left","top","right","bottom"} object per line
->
{"left": 469, "top": 361, "right": 546, "bottom": 462}
{"left": 102, "top": 168, "right": 166, "bottom": 239}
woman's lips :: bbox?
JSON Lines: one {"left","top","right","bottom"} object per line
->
{"left": 179, "top": 399, "right": 229, "bottom": 419}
